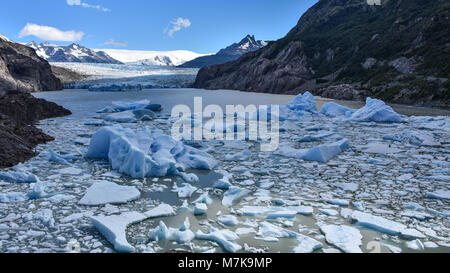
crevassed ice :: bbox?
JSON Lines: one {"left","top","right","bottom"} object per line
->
{"left": 86, "top": 124, "right": 217, "bottom": 178}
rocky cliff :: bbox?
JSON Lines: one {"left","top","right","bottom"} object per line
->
{"left": 0, "top": 38, "right": 63, "bottom": 92}
{"left": 194, "top": 0, "right": 450, "bottom": 108}
{"left": 0, "top": 90, "right": 71, "bottom": 167}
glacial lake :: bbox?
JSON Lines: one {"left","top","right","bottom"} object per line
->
{"left": 22, "top": 88, "right": 449, "bottom": 254}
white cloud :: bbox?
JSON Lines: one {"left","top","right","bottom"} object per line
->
{"left": 66, "top": 0, "right": 110, "bottom": 12}
{"left": 164, "top": 18, "right": 191, "bottom": 38}
{"left": 19, "top": 23, "right": 84, "bottom": 42}
{"left": 103, "top": 39, "right": 128, "bottom": 47}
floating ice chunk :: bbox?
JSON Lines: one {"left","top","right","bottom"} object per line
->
{"left": 104, "top": 111, "right": 137, "bottom": 123}
{"left": 266, "top": 211, "right": 297, "bottom": 220}
{"left": 303, "top": 139, "right": 350, "bottom": 163}
{"left": 91, "top": 204, "right": 175, "bottom": 253}
{"left": 320, "top": 225, "right": 362, "bottom": 253}
{"left": 325, "top": 198, "right": 350, "bottom": 207}
{"left": 293, "top": 234, "right": 323, "bottom": 253}
{"left": 406, "top": 239, "right": 425, "bottom": 251}
{"left": 61, "top": 212, "right": 94, "bottom": 223}
{"left": 424, "top": 242, "right": 439, "bottom": 248}
{"left": 26, "top": 182, "right": 47, "bottom": 200}
{"left": 289, "top": 206, "right": 314, "bottom": 216}
{"left": 400, "top": 210, "right": 433, "bottom": 221}
{"left": 218, "top": 215, "right": 239, "bottom": 226}
{"left": 90, "top": 211, "right": 148, "bottom": 253}
{"left": 400, "top": 228, "right": 426, "bottom": 240}
{"left": 286, "top": 92, "right": 318, "bottom": 114}
{"left": 144, "top": 203, "right": 176, "bottom": 218}
{"left": 194, "top": 203, "right": 207, "bottom": 215}
{"left": 320, "top": 209, "right": 339, "bottom": 216}
{"left": 350, "top": 211, "right": 407, "bottom": 235}
{"left": 0, "top": 192, "right": 28, "bottom": 203}
{"left": 173, "top": 183, "right": 197, "bottom": 198}
{"left": 224, "top": 149, "right": 252, "bottom": 161}
{"left": 348, "top": 98, "right": 403, "bottom": 123}
{"left": 425, "top": 190, "right": 450, "bottom": 201}
{"left": 33, "top": 209, "right": 54, "bottom": 227}
{"left": 214, "top": 170, "right": 233, "bottom": 190}
{"left": 237, "top": 206, "right": 271, "bottom": 216}
{"left": 235, "top": 227, "right": 256, "bottom": 235}
{"left": 78, "top": 181, "right": 140, "bottom": 206}
{"left": 195, "top": 227, "right": 242, "bottom": 253}
{"left": 109, "top": 100, "right": 150, "bottom": 112}
{"left": 86, "top": 125, "right": 217, "bottom": 179}
{"left": 352, "top": 201, "right": 365, "bottom": 211}
{"left": 258, "top": 221, "right": 297, "bottom": 238}
{"left": 320, "top": 102, "right": 355, "bottom": 117}
{"left": 149, "top": 218, "right": 195, "bottom": 244}
{"left": 192, "top": 192, "right": 213, "bottom": 205}
{"left": 222, "top": 186, "right": 251, "bottom": 207}
{"left": 0, "top": 171, "right": 38, "bottom": 183}
{"left": 48, "top": 151, "right": 76, "bottom": 164}
{"left": 132, "top": 109, "right": 156, "bottom": 121}
{"left": 178, "top": 172, "right": 199, "bottom": 183}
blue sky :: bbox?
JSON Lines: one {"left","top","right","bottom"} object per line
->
{"left": 1, "top": 0, "right": 318, "bottom": 53}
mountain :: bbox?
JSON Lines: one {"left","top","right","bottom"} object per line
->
{"left": 180, "top": 35, "right": 268, "bottom": 68}
{"left": 97, "top": 49, "right": 210, "bottom": 66}
{"left": 27, "top": 42, "right": 122, "bottom": 64}
{"left": 0, "top": 37, "right": 62, "bottom": 92}
{"left": 194, "top": 0, "right": 450, "bottom": 108}
{"left": 0, "top": 34, "right": 11, "bottom": 43}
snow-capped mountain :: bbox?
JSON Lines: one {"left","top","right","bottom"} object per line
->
{"left": 180, "top": 35, "right": 268, "bottom": 68}
{"left": 217, "top": 34, "right": 268, "bottom": 56}
{"left": 27, "top": 42, "right": 122, "bottom": 64}
{"left": 96, "top": 49, "right": 211, "bottom": 66}
{"left": 0, "top": 34, "right": 11, "bottom": 42}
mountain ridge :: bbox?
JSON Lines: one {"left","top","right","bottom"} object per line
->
{"left": 180, "top": 34, "right": 268, "bottom": 68}
{"left": 28, "top": 42, "right": 122, "bottom": 64}
{"left": 194, "top": 0, "right": 450, "bottom": 108}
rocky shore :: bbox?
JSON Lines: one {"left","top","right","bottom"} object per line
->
{"left": 0, "top": 90, "right": 71, "bottom": 167}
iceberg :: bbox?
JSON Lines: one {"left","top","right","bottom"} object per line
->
{"left": 149, "top": 218, "right": 195, "bottom": 244}
{"left": 348, "top": 98, "right": 403, "bottom": 123}
{"left": 258, "top": 222, "right": 297, "bottom": 238}
{"left": 217, "top": 215, "right": 239, "bottom": 226}
{"left": 195, "top": 227, "right": 242, "bottom": 253}
{"left": 286, "top": 92, "right": 318, "bottom": 114}
{"left": 0, "top": 171, "right": 38, "bottom": 183}
{"left": 194, "top": 203, "right": 207, "bottom": 215}
{"left": 103, "top": 111, "right": 138, "bottom": 123}
{"left": 173, "top": 183, "right": 197, "bottom": 198}
{"left": 222, "top": 186, "right": 251, "bottom": 207}
{"left": 86, "top": 125, "right": 217, "bottom": 179}
{"left": 320, "top": 225, "right": 363, "bottom": 253}
{"left": 302, "top": 139, "right": 350, "bottom": 163}
{"left": 320, "top": 102, "right": 355, "bottom": 117}
{"left": 48, "top": 151, "right": 76, "bottom": 164}
{"left": 78, "top": 181, "right": 141, "bottom": 206}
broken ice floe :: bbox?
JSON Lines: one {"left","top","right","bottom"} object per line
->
{"left": 90, "top": 204, "right": 175, "bottom": 252}
{"left": 78, "top": 181, "right": 141, "bottom": 206}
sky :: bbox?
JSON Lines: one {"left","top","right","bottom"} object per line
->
{"left": 1, "top": 0, "right": 318, "bottom": 53}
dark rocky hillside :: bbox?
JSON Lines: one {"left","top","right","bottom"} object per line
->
{"left": 0, "top": 39, "right": 63, "bottom": 92}
{"left": 194, "top": 0, "right": 450, "bottom": 108}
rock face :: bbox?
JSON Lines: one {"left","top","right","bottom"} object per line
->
{"left": 194, "top": 0, "right": 450, "bottom": 108}
{"left": 51, "top": 65, "right": 88, "bottom": 85}
{"left": 0, "top": 38, "right": 63, "bottom": 92}
{"left": 0, "top": 90, "right": 71, "bottom": 167}
{"left": 180, "top": 35, "right": 268, "bottom": 68}
{"left": 27, "top": 42, "right": 122, "bottom": 64}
